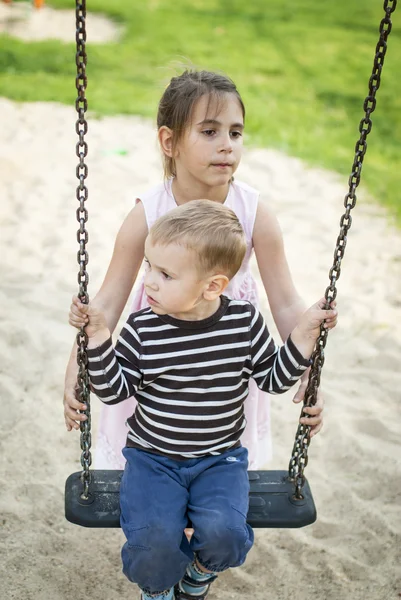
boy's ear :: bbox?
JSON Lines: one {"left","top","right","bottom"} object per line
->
{"left": 158, "top": 126, "right": 174, "bottom": 157}
{"left": 203, "top": 274, "right": 229, "bottom": 300}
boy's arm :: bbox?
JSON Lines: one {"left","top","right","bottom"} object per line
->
{"left": 250, "top": 305, "right": 311, "bottom": 395}
{"left": 86, "top": 317, "right": 142, "bottom": 405}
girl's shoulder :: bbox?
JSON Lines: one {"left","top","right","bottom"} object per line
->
{"left": 135, "top": 180, "right": 175, "bottom": 230}
{"left": 231, "top": 179, "right": 260, "bottom": 199}
{"left": 229, "top": 179, "right": 260, "bottom": 236}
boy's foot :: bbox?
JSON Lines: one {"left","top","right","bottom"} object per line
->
{"left": 174, "top": 584, "right": 210, "bottom": 599}
{"left": 141, "top": 588, "right": 174, "bottom": 600}
{"left": 174, "top": 573, "right": 217, "bottom": 599}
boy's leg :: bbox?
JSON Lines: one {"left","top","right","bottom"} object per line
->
{"left": 178, "top": 447, "right": 253, "bottom": 597}
{"left": 120, "top": 448, "right": 193, "bottom": 596}
{"left": 174, "top": 560, "right": 218, "bottom": 600}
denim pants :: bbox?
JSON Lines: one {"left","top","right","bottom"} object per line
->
{"left": 120, "top": 445, "right": 254, "bottom": 594}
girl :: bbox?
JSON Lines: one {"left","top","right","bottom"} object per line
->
{"left": 64, "top": 69, "right": 324, "bottom": 472}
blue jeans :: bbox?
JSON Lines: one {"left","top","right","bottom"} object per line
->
{"left": 120, "top": 446, "right": 254, "bottom": 594}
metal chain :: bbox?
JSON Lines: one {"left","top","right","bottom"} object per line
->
{"left": 74, "top": 0, "right": 92, "bottom": 499}
{"left": 288, "top": 0, "right": 397, "bottom": 499}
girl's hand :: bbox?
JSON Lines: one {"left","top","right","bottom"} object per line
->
{"left": 293, "top": 378, "right": 324, "bottom": 437}
{"left": 71, "top": 296, "right": 109, "bottom": 339}
{"left": 63, "top": 361, "right": 87, "bottom": 431}
{"left": 291, "top": 299, "right": 337, "bottom": 436}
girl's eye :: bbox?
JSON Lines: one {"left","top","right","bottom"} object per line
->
{"left": 202, "top": 129, "right": 215, "bottom": 136}
{"left": 230, "top": 130, "right": 242, "bottom": 138}
{"left": 162, "top": 272, "right": 172, "bottom": 280}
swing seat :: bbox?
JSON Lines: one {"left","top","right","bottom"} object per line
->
{"left": 65, "top": 469, "right": 316, "bottom": 529}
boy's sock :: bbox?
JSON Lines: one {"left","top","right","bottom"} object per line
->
{"left": 178, "top": 560, "right": 218, "bottom": 596}
{"left": 141, "top": 586, "right": 174, "bottom": 600}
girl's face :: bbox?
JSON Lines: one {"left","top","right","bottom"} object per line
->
{"left": 174, "top": 93, "right": 244, "bottom": 192}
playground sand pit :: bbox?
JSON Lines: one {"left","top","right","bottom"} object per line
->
{"left": 0, "top": 97, "right": 400, "bottom": 600}
{"left": 0, "top": 1, "right": 122, "bottom": 42}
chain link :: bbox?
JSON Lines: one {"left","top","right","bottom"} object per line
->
{"left": 75, "top": 0, "right": 92, "bottom": 499}
{"left": 288, "top": 0, "right": 397, "bottom": 499}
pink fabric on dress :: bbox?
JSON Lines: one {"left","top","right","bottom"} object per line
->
{"left": 95, "top": 179, "right": 272, "bottom": 470}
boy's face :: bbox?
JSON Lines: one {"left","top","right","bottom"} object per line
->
{"left": 175, "top": 93, "right": 244, "bottom": 191}
{"left": 143, "top": 238, "right": 211, "bottom": 320}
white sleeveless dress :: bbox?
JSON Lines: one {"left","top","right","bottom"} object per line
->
{"left": 95, "top": 179, "right": 272, "bottom": 469}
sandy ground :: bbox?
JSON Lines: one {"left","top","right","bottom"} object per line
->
{"left": 1, "top": 6, "right": 401, "bottom": 600}
{"left": 0, "top": 2, "right": 122, "bottom": 42}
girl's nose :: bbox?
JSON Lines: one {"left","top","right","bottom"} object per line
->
{"left": 219, "top": 133, "right": 233, "bottom": 152}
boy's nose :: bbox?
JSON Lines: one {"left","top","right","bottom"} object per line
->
{"left": 144, "top": 271, "right": 158, "bottom": 290}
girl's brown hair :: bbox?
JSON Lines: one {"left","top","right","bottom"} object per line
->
{"left": 157, "top": 70, "right": 245, "bottom": 179}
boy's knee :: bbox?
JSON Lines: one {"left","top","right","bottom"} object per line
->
{"left": 196, "top": 518, "right": 254, "bottom": 568}
{"left": 121, "top": 519, "right": 188, "bottom": 586}
{"left": 213, "top": 521, "right": 252, "bottom": 550}
{"left": 122, "top": 519, "right": 181, "bottom": 557}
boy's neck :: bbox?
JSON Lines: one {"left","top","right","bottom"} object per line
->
{"left": 168, "top": 297, "right": 222, "bottom": 322}
{"left": 172, "top": 178, "right": 230, "bottom": 206}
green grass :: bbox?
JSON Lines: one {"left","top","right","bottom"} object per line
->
{"left": 1, "top": 0, "right": 400, "bottom": 221}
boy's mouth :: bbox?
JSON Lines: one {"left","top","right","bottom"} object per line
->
{"left": 147, "top": 295, "right": 159, "bottom": 306}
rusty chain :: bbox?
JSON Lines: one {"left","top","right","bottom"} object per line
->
{"left": 75, "top": 0, "right": 92, "bottom": 499}
{"left": 288, "top": 0, "right": 397, "bottom": 499}
{"left": 70, "top": 0, "right": 397, "bottom": 500}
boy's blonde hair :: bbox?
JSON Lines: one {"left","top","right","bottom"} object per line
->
{"left": 149, "top": 200, "right": 246, "bottom": 280}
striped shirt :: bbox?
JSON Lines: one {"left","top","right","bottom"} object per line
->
{"left": 87, "top": 296, "right": 310, "bottom": 459}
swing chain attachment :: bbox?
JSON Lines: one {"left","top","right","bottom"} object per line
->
{"left": 75, "top": 0, "right": 92, "bottom": 500}
{"left": 288, "top": 0, "right": 397, "bottom": 500}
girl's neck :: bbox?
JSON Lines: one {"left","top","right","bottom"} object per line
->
{"left": 171, "top": 178, "right": 230, "bottom": 206}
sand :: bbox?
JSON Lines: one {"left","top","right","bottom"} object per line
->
{"left": 0, "top": 2, "right": 123, "bottom": 42}
{"left": 0, "top": 6, "right": 400, "bottom": 600}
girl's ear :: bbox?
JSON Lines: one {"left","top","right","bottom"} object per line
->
{"left": 158, "top": 126, "right": 174, "bottom": 157}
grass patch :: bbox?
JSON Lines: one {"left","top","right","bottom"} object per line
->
{"left": 0, "top": 0, "right": 400, "bottom": 221}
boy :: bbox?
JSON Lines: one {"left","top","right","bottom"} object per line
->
{"left": 73, "top": 200, "right": 337, "bottom": 600}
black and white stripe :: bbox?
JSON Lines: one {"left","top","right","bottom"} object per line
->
{"left": 87, "top": 297, "right": 310, "bottom": 459}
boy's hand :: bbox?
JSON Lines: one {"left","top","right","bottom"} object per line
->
{"left": 70, "top": 295, "right": 109, "bottom": 341}
{"left": 69, "top": 294, "right": 89, "bottom": 329}
{"left": 292, "top": 298, "right": 337, "bottom": 436}
{"left": 291, "top": 298, "right": 337, "bottom": 361}
{"left": 297, "top": 298, "right": 338, "bottom": 338}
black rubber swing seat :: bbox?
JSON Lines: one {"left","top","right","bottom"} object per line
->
{"left": 65, "top": 469, "right": 316, "bottom": 529}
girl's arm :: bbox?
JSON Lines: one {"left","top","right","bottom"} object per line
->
{"left": 90, "top": 201, "right": 148, "bottom": 331}
{"left": 253, "top": 201, "right": 324, "bottom": 436}
{"left": 63, "top": 201, "right": 148, "bottom": 431}
{"left": 253, "top": 202, "right": 306, "bottom": 337}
